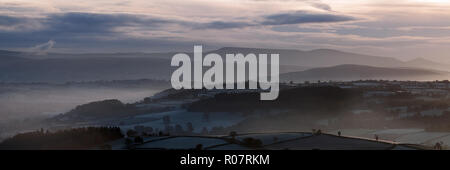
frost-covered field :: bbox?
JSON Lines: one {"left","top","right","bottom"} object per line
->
{"left": 234, "top": 133, "right": 311, "bottom": 146}
{"left": 266, "top": 134, "right": 396, "bottom": 150}
{"left": 130, "top": 132, "right": 422, "bottom": 150}
{"left": 424, "top": 135, "right": 450, "bottom": 146}
{"left": 335, "top": 128, "right": 450, "bottom": 147}
{"left": 329, "top": 129, "right": 378, "bottom": 137}
{"left": 207, "top": 144, "right": 253, "bottom": 150}
{"left": 120, "top": 109, "right": 244, "bottom": 133}
{"left": 135, "top": 136, "right": 228, "bottom": 149}
{"left": 395, "top": 132, "right": 448, "bottom": 144}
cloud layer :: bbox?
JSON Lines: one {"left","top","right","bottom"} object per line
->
{"left": 261, "top": 11, "right": 354, "bottom": 25}
{"left": 1, "top": 0, "right": 450, "bottom": 62}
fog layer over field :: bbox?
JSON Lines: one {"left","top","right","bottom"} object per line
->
{"left": 0, "top": 84, "right": 166, "bottom": 121}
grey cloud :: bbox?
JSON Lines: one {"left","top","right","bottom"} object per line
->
{"left": 0, "top": 13, "right": 186, "bottom": 50}
{"left": 200, "top": 10, "right": 353, "bottom": 29}
{"left": 0, "top": 15, "right": 24, "bottom": 25}
{"left": 0, "top": 11, "right": 356, "bottom": 52}
{"left": 0, "top": 15, "right": 42, "bottom": 31}
{"left": 0, "top": 12, "right": 177, "bottom": 34}
{"left": 247, "top": 0, "right": 332, "bottom": 11}
{"left": 199, "top": 21, "right": 256, "bottom": 29}
{"left": 261, "top": 11, "right": 354, "bottom": 25}
{"left": 44, "top": 12, "right": 172, "bottom": 34}
{"left": 44, "top": 13, "right": 255, "bottom": 32}
{"left": 0, "top": 11, "right": 353, "bottom": 34}
{"left": 310, "top": 2, "right": 332, "bottom": 11}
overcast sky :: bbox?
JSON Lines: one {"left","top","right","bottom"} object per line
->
{"left": 2, "top": 0, "right": 450, "bottom": 62}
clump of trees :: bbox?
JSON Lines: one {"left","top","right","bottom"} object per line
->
{"left": 241, "top": 137, "right": 263, "bottom": 148}
{"left": 65, "top": 99, "right": 135, "bottom": 118}
{"left": 0, "top": 127, "right": 123, "bottom": 149}
{"left": 187, "top": 86, "right": 362, "bottom": 115}
{"left": 51, "top": 99, "right": 172, "bottom": 123}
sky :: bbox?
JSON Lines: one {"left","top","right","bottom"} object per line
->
{"left": 1, "top": 0, "right": 450, "bottom": 62}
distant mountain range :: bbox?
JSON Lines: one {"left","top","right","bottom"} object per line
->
{"left": 0, "top": 47, "right": 448, "bottom": 83}
{"left": 281, "top": 64, "right": 449, "bottom": 82}
{"left": 211, "top": 47, "right": 450, "bottom": 72}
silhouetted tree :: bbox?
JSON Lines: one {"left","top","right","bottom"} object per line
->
{"left": 134, "top": 136, "right": 144, "bottom": 144}
{"left": 229, "top": 131, "right": 237, "bottom": 141}
{"left": 0, "top": 127, "right": 123, "bottom": 149}
{"left": 242, "top": 137, "right": 262, "bottom": 148}
{"left": 163, "top": 115, "right": 171, "bottom": 125}
{"left": 201, "top": 127, "right": 209, "bottom": 135}
{"left": 126, "top": 129, "right": 138, "bottom": 137}
{"left": 186, "top": 122, "right": 194, "bottom": 134}
{"left": 195, "top": 144, "right": 203, "bottom": 150}
{"left": 175, "top": 124, "right": 184, "bottom": 134}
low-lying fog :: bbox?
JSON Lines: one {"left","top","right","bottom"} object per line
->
{"left": 0, "top": 81, "right": 169, "bottom": 140}
{"left": 0, "top": 85, "right": 165, "bottom": 121}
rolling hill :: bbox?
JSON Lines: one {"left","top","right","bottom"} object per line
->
{"left": 280, "top": 64, "right": 449, "bottom": 82}
{"left": 1, "top": 47, "right": 448, "bottom": 83}
{"left": 211, "top": 47, "right": 450, "bottom": 71}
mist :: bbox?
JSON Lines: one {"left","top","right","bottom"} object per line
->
{"left": 1, "top": 89, "right": 157, "bottom": 120}
{"left": 0, "top": 80, "right": 170, "bottom": 121}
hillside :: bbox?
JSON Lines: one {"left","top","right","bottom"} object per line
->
{"left": 1, "top": 48, "right": 449, "bottom": 82}
{"left": 211, "top": 47, "right": 450, "bottom": 71}
{"left": 280, "top": 64, "right": 448, "bottom": 82}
